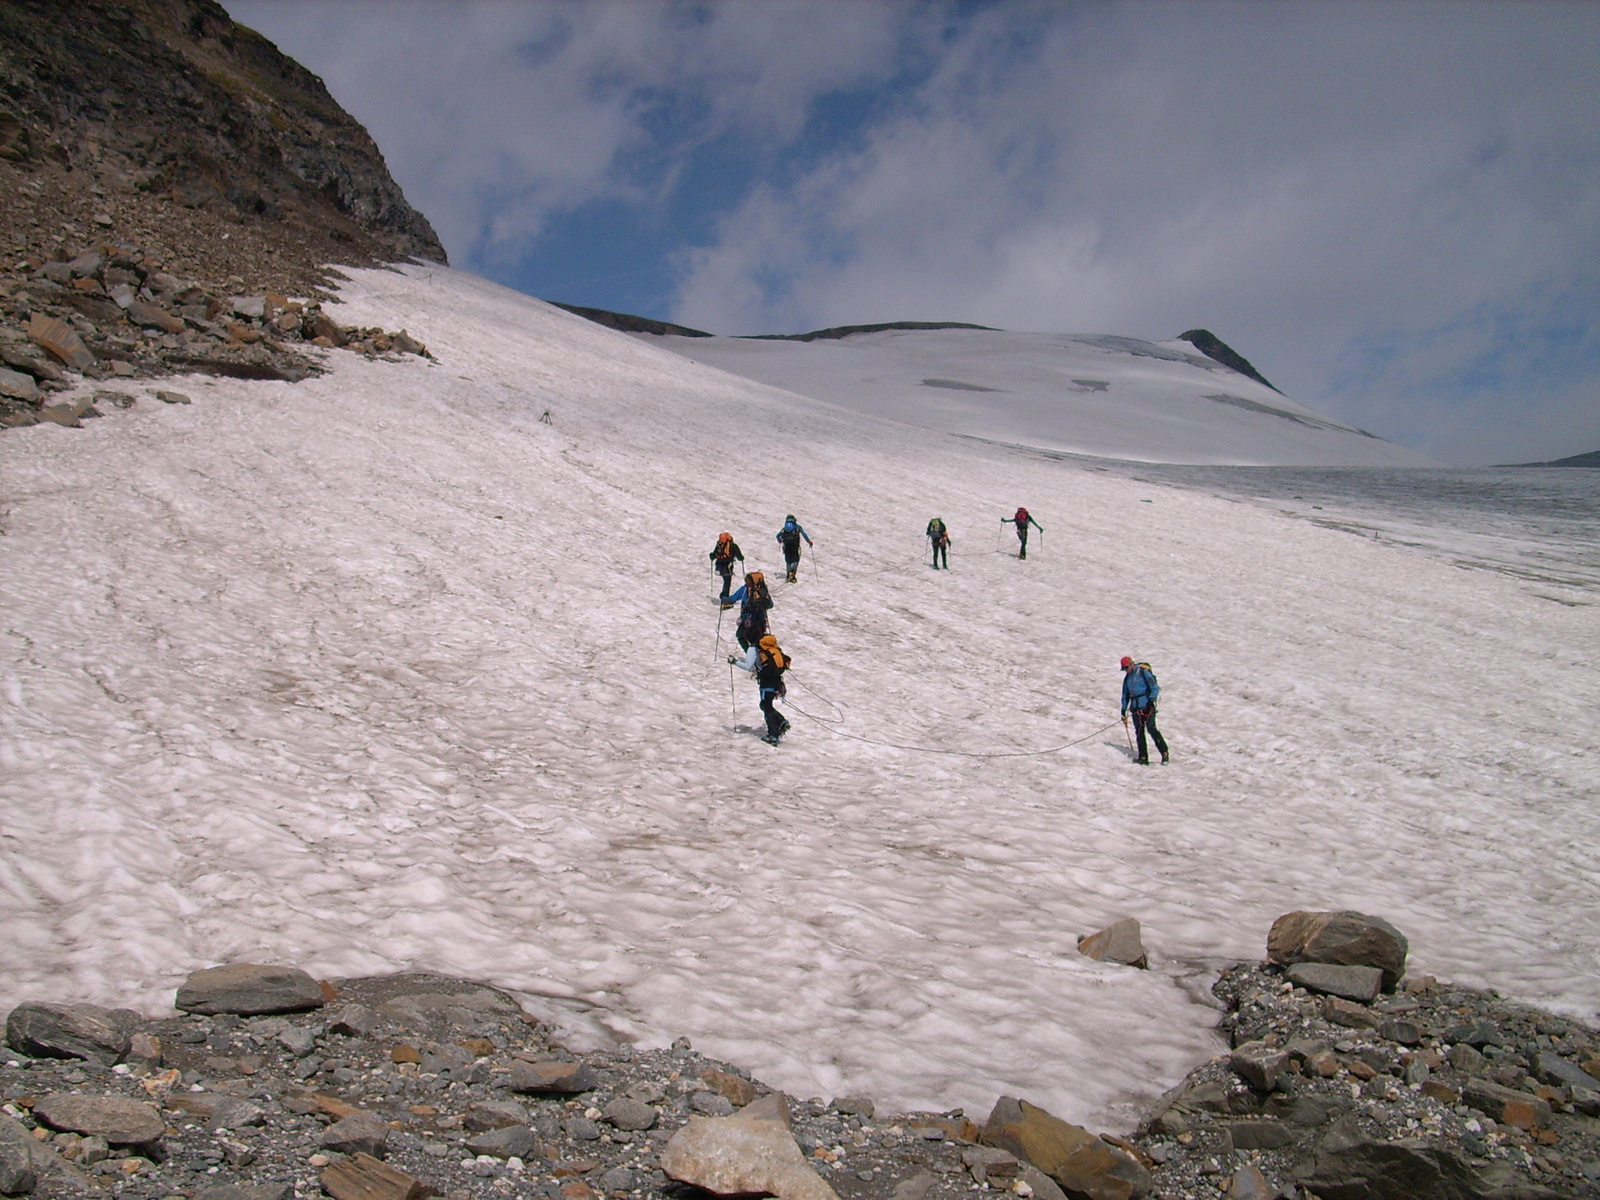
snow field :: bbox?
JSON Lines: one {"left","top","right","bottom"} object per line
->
{"left": 1, "top": 264, "right": 1595, "bottom": 1135}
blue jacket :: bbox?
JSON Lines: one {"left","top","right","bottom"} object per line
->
{"left": 724, "top": 584, "right": 773, "bottom": 620}
{"left": 1121, "top": 664, "right": 1159, "bottom": 715}
{"left": 776, "top": 520, "right": 811, "bottom": 552}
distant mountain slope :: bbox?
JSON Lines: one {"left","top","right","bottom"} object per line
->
{"left": 1506, "top": 449, "right": 1600, "bottom": 468}
{"left": 640, "top": 324, "right": 1431, "bottom": 467}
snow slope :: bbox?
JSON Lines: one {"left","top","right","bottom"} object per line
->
{"left": 643, "top": 326, "right": 1434, "bottom": 467}
{"left": 1, "top": 265, "right": 1595, "bottom": 1134}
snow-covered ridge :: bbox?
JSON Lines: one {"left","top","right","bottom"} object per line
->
{"left": 639, "top": 324, "right": 1433, "bottom": 467}
{"left": 1, "top": 264, "right": 1593, "bottom": 1137}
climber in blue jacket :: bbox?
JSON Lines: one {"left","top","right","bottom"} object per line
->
{"left": 1120, "top": 656, "right": 1170, "bottom": 765}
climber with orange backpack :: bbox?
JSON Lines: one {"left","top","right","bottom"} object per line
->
{"left": 730, "top": 633, "right": 791, "bottom": 744}
{"left": 709, "top": 532, "right": 744, "bottom": 601}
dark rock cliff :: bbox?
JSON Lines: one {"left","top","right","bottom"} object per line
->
{"left": 0, "top": 0, "right": 444, "bottom": 277}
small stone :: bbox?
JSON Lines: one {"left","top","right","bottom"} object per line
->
{"left": 601, "top": 1097, "right": 656, "bottom": 1131}
{"left": 0, "top": 368, "right": 41, "bottom": 403}
{"left": 598, "top": 1166, "right": 634, "bottom": 1193}
{"left": 1076, "top": 918, "right": 1148, "bottom": 969}
{"left": 209, "top": 1097, "right": 266, "bottom": 1129}
{"left": 1227, "top": 1163, "right": 1275, "bottom": 1200}
{"left": 1348, "top": 1060, "right": 1379, "bottom": 1081}
{"left": 320, "top": 1152, "right": 428, "bottom": 1200}
{"left": 27, "top": 313, "right": 95, "bottom": 371}
{"left": 1448, "top": 1044, "right": 1487, "bottom": 1074}
{"left": 508, "top": 1060, "right": 596, "bottom": 1094}
{"left": 1533, "top": 1050, "right": 1600, "bottom": 1092}
{"left": 829, "top": 1095, "right": 874, "bottom": 1119}
{"left": 32, "top": 1094, "right": 162, "bottom": 1145}
{"left": 980, "top": 1097, "right": 1149, "bottom": 1200}
{"left": 689, "top": 1091, "right": 736, "bottom": 1116}
{"left": 1323, "top": 997, "right": 1380, "bottom": 1029}
{"left": 278, "top": 1027, "right": 317, "bottom": 1057}
{"left": 463, "top": 1125, "right": 535, "bottom": 1161}
{"left": 326, "top": 1005, "right": 380, "bottom": 1038}
{"left": 156, "top": 390, "right": 192, "bottom": 405}
{"left": 389, "top": 1044, "right": 421, "bottom": 1064}
{"left": 126, "top": 300, "right": 185, "bottom": 334}
{"left": 1377, "top": 1018, "right": 1421, "bottom": 1046}
{"left": 564, "top": 1117, "right": 600, "bottom": 1141}
{"left": 195, "top": 1185, "right": 292, "bottom": 1200}
{"left": 662, "top": 1093, "right": 838, "bottom": 1200}
{"left": 321, "top": 1112, "right": 390, "bottom": 1158}
{"left": 1285, "top": 963, "right": 1384, "bottom": 1003}
{"left": 463, "top": 1101, "right": 528, "bottom": 1132}
{"left": 1221, "top": 1120, "right": 1295, "bottom": 1150}
{"left": 1462, "top": 1079, "right": 1552, "bottom": 1130}
{"left": 702, "top": 1069, "right": 757, "bottom": 1107}
{"left": 1230, "top": 1041, "right": 1290, "bottom": 1092}
{"left": 175, "top": 964, "right": 325, "bottom": 1016}
{"left": 1420, "top": 1080, "right": 1460, "bottom": 1104}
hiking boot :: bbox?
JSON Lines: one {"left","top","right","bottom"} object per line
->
{"left": 787, "top": 570, "right": 797, "bottom": 583}
{"left": 760, "top": 734, "right": 781, "bottom": 746}
{"left": 1160, "top": 751, "right": 1170, "bottom": 764}
{"left": 1136, "top": 756, "right": 1149, "bottom": 765}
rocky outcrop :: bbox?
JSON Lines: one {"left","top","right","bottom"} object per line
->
{"left": 1177, "top": 328, "right": 1281, "bottom": 393}
{"left": 0, "top": 1, "right": 444, "bottom": 266}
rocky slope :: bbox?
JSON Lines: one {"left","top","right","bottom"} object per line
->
{"left": 0, "top": 0, "right": 445, "bottom": 425}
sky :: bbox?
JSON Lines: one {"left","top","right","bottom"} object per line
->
{"left": 224, "top": 1, "right": 1600, "bottom": 466}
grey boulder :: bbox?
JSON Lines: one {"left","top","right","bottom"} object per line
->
{"left": 175, "top": 964, "right": 325, "bottom": 1015}
{"left": 32, "top": 1094, "right": 163, "bottom": 1146}
{"left": 1077, "top": 918, "right": 1148, "bottom": 969}
{"left": 5, "top": 1002, "right": 136, "bottom": 1066}
{"left": 1285, "top": 962, "right": 1384, "bottom": 1004}
{"left": 463, "top": 1125, "right": 536, "bottom": 1161}
{"left": 1267, "top": 911, "right": 1408, "bottom": 990}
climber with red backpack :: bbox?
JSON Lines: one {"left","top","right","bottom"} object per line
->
{"left": 721, "top": 571, "right": 773, "bottom": 650}
{"left": 1004, "top": 507, "right": 1043, "bottom": 559}
{"left": 708, "top": 532, "right": 744, "bottom": 601}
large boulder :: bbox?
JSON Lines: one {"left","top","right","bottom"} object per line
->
{"left": 175, "top": 964, "right": 325, "bottom": 1016}
{"left": 981, "top": 1097, "right": 1150, "bottom": 1200}
{"left": 1266, "top": 911, "right": 1408, "bottom": 990}
{"left": 661, "top": 1092, "right": 839, "bottom": 1200}
{"left": 32, "top": 1095, "right": 163, "bottom": 1146}
{"left": 5, "top": 1002, "right": 136, "bottom": 1065}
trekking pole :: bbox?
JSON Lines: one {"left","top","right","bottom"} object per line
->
{"left": 1122, "top": 715, "right": 1134, "bottom": 753}
{"left": 712, "top": 602, "right": 726, "bottom": 664}
{"left": 810, "top": 544, "right": 818, "bottom": 580}
{"left": 729, "top": 662, "right": 737, "bottom": 723}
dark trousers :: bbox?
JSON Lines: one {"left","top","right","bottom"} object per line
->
{"left": 785, "top": 554, "right": 801, "bottom": 580}
{"left": 716, "top": 563, "right": 734, "bottom": 599}
{"left": 1132, "top": 707, "right": 1167, "bottom": 761}
{"left": 931, "top": 541, "right": 948, "bottom": 569}
{"left": 1017, "top": 529, "right": 1028, "bottom": 559}
{"left": 760, "top": 689, "right": 788, "bottom": 737}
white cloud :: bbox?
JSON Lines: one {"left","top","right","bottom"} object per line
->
{"left": 228, "top": 1, "right": 1600, "bottom": 462}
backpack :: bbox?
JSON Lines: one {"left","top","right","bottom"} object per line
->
{"left": 747, "top": 573, "right": 770, "bottom": 605}
{"left": 1015, "top": 507, "right": 1029, "bottom": 525}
